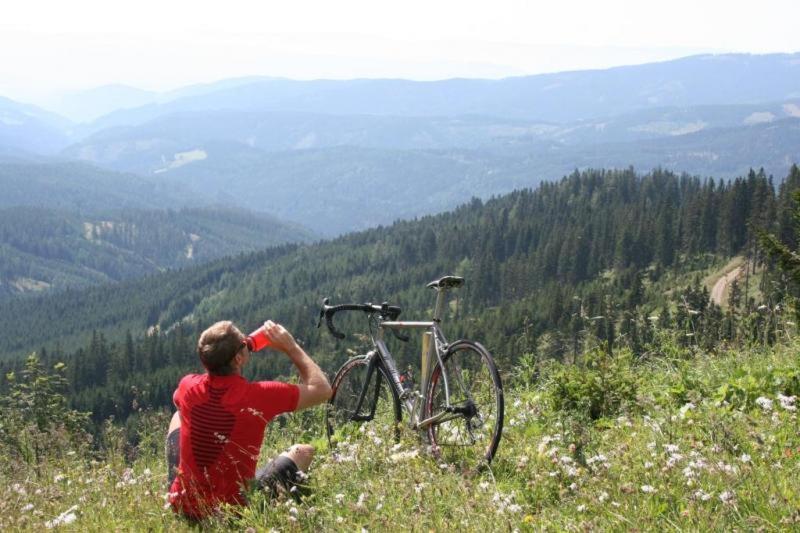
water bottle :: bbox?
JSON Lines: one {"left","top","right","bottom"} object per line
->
{"left": 245, "top": 326, "right": 272, "bottom": 352}
{"left": 400, "top": 367, "right": 414, "bottom": 392}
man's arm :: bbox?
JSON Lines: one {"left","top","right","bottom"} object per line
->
{"left": 262, "top": 320, "right": 332, "bottom": 410}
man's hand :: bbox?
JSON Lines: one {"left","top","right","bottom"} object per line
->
{"left": 261, "top": 320, "right": 332, "bottom": 410}
{"left": 262, "top": 320, "right": 300, "bottom": 355}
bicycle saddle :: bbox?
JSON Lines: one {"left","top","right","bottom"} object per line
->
{"left": 426, "top": 275, "right": 465, "bottom": 290}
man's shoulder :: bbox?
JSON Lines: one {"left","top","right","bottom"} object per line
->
{"left": 246, "top": 380, "right": 300, "bottom": 413}
{"left": 177, "top": 373, "right": 206, "bottom": 391}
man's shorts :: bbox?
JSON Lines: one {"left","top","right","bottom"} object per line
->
{"left": 166, "top": 428, "right": 301, "bottom": 498}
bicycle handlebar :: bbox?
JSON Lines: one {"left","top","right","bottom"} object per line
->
{"left": 317, "top": 298, "right": 404, "bottom": 340}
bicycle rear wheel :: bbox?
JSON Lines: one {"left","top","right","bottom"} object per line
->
{"left": 326, "top": 355, "right": 402, "bottom": 447}
{"left": 424, "top": 340, "right": 504, "bottom": 472}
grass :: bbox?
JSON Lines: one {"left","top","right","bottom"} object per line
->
{"left": 2, "top": 338, "right": 799, "bottom": 531}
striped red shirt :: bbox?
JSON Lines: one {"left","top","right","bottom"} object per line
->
{"left": 168, "top": 373, "right": 299, "bottom": 518}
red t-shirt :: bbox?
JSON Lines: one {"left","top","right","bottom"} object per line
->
{"left": 168, "top": 373, "right": 299, "bottom": 519}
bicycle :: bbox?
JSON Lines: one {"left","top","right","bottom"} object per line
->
{"left": 317, "top": 275, "right": 504, "bottom": 471}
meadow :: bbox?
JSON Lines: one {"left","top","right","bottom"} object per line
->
{"left": 2, "top": 334, "right": 799, "bottom": 531}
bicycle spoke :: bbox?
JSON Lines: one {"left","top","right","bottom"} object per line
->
{"left": 425, "top": 341, "right": 503, "bottom": 472}
{"left": 326, "top": 357, "right": 401, "bottom": 447}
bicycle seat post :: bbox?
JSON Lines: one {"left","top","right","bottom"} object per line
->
{"left": 432, "top": 286, "right": 448, "bottom": 323}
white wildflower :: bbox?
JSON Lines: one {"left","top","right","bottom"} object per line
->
{"left": 335, "top": 493, "right": 345, "bottom": 504}
{"left": 356, "top": 493, "right": 366, "bottom": 509}
{"left": 478, "top": 481, "right": 490, "bottom": 491}
{"left": 45, "top": 505, "right": 78, "bottom": 529}
{"left": 21, "top": 503, "right": 34, "bottom": 512}
{"left": 641, "top": 485, "right": 657, "bottom": 494}
{"left": 507, "top": 504, "right": 522, "bottom": 513}
{"left": 679, "top": 402, "right": 696, "bottom": 418}
{"left": 716, "top": 461, "right": 737, "bottom": 475}
{"left": 664, "top": 444, "right": 680, "bottom": 453}
{"left": 644, "top": 461, "right": 654, "bottom": 469}
{"left": 53, "top": 474, "right": 66, "bottom": 483}
{"left": 560, "top": 456, "right": 573, "bottom": 464}
{"left": 693, "top": 490, "right": 712, "bottom": 501}
{"left": 336, "top": 516, "right": 344, "bottom": 524}
{"left": 11, "top": 483, "right": 26, "bottom": 495}
{"left": 719, "top": 491, "right": 735, "bottom": 504}
{"left": 598, "top": 491, "right": 609, "bottom": 503}
{"left": 289, "top": 506, "right": 298, "bottom": 517}
{"left": 666, "top": 454, "right": 684, "bottom": 468}
{"left": 689, "top": 458, "right": 707, "bottom": 470}
{"left": 755, "top": 397, "right": 773, "bottom": 412}
{"left": 390, "top": 449, "right": 419, "bottom": 463}
{"left": 740, "top": 454, "right": 751, "bottom": 463}
{"left": 576, "top": 504, "right": 587, "bottom": 512}
{"left": 569, "top": 482, "right": 578, "bottom": 491}
{"left": 777, "top": 394, "right": 797, "bottom": 411}
{"left": 586, "top": 453, "right": 606, "bottom": 464}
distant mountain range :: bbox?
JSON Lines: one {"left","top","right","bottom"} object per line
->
{"left": 0, "top": 52, "right": 798, "bottom": 237}
{"left": 76, "top": 53, "right": 800, "bottom": 128}
{"left": 0, "top": 96, "right": 72, "bottom": 154}
{"left": 60, "top": 115, "right": 800, "bottom": 236}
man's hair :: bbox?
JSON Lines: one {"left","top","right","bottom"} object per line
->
{"left": 197, "top": 321, "right": 245, "bottom": 376}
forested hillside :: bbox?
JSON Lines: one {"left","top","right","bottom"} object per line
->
{"left": 61, "top": 118, "right": 800, "bottom": 237}
{"left": 1, "top": 165, "right": 797, "bottom": 422}
{"left": 0, "top": 207, "right": 314, "bottom": 299}
{"left": 0, "top": 160, "right": 205, "bottom": 212}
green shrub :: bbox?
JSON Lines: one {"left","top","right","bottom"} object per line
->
{"left": 544, "top": 347, "right": 638, "bottom": 420}
{"left": 0, "top": 354, "right": 91, "bottom": 476}
{"left": 714, "top": 364, "right": 800, "bottom": 410}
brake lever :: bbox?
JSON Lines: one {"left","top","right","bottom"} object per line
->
{"left": 316, "top": 297, "right": 329, "bottom": 328}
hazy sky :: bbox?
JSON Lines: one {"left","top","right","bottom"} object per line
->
{"left": 2, "top": 0, "right": 799, "bottom": 102}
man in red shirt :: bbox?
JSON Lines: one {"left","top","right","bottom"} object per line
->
{"left": 166, "top": 319, "right": 332, "bottom": 519}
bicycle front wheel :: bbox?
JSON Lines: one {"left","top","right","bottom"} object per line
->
{"left": 326, "top": 355, "right": 402, "bottom": 447}
{"left": 424, "top": 340, "right": 504, "bottom": 472}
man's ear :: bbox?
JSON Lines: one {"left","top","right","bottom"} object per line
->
{"left": 233, "top": 349, "right": 246, "bottom": 369}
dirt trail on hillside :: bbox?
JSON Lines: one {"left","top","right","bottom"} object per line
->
{"left": 711, "top": 265, "right": 744, "bottom": 306}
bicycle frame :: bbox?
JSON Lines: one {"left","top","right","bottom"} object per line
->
{"left": 354, "top": 287, "right": 458, "bottom": 429}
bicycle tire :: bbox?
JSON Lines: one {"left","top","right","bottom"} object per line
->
{"left": 424, "top": 340, "right": 504, "bottom": 472}
{"left": 326, "top": 355, "right": 402, "bottom": 447}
